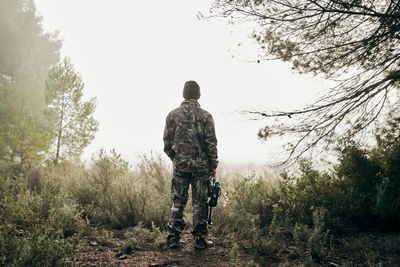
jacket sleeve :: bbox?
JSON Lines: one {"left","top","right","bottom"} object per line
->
{"left": 163, "top": 114, "right": 175, "bottom": 160}
{"left": 204, "top": 114, "right": 218, "bottom": 169}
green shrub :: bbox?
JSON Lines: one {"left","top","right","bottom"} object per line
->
{"left": 231, "top": 242, "right": 239, "bottom": 267}
{"left": 336, "top": 140, "right": 400, "bottom": 229}
{"left": 307, "top": 208, "right": 330, "bottom": 260}
{"left": 0, "top": 175, "right": 81, "bottom": 266}
{"left": 121, "top": 223, "right": 166, "bottom": 253}
{"left": 272, "top": 161, "right": 346, "bottom": 231}
{"left": 95, "top": 229, "right": 114, "bottom": 246}
{"left": 373, "top": 145, "right": 400, "bottom": 227}
{"left": 10, "top": 226, "right": 78, "bottom": 267}
{"left": 71, "top": 150, "right": 171, "bottom": 229}
{"left": 210, "top": 174, "right": 275, "bottom": 242}
{"left": 335, "top": 144, "right": 382, "bottom": 226}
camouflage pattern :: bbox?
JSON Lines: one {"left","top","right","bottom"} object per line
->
{"left": 164, "top": 99, "right": 218, "bottom": 239}
{"left": 167, "top": 169, "right": 210, "bottom": 238}
{"left": 163, "top": 99, "right": 218, "bottom": 172}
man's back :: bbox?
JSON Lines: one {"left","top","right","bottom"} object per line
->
{"left": 163, "top": 99, "right": 218, "bottom": 172}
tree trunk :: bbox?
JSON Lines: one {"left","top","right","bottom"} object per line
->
{"left": 55, "top": 103, "right": 64, "bottom": 164}
{"left": 19, "top": 126, "right": 25, "bottom": 168}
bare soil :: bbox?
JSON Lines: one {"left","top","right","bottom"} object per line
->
{"left": 70, "top": 228, "right": 273, "bottom": 267}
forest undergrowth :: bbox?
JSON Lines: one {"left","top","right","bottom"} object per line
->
{"left": 1, "top": 135, "right": 400, "bottom": 266}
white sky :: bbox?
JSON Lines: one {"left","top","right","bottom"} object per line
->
{"left": 35, "top": 0, "right": 327, "bottom": 166}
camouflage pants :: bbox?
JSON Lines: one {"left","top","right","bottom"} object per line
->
{"left": 167, "top": 169, "right": 210, "bottom": 238}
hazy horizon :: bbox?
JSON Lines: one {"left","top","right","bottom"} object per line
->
{"left": 35, "top": 0, "right": 329, "bottom": 166}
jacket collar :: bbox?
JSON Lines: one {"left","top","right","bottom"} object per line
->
{"left": 181, "top": 99, "right": 200, "bottom": 107}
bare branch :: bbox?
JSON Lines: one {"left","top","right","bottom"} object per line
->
{"left": 209, "top": 0, "right": 400, "bottom": 164}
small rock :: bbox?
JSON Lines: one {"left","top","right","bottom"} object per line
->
{"left": 89, "top": 241, "right": 98, "bottom": 246}
{"left": 118, "top": 255, "right": 127, "bottom": 260}
{"left": 149, "top": 264, "right": 160, "bottom": 267}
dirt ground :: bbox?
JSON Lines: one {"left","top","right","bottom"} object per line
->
{"left": 70, "top": 229, "right": 272, "bottom": 267}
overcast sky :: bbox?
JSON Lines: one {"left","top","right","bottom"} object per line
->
{"left": 35, "top": 0, "right": 327, "bottom": 166}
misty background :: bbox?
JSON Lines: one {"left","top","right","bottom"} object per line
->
{"left": 35, "top": 0, "right": 327, "bottom": 166}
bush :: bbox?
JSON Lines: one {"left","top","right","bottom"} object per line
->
{"left": 335, "top": 144, "right": 382, "bottom": 226}
{"left": 210, "top": 173, "right": 277, "bottom": 245}
{"left": 2, "top": 139, "right": 398, "bottom": 266}
{"left": 0, "top": 174, "right": 81, "bottom": 266}
{"left": 336, "top": 141, "right": 400, "bottom": 229}
{"left": 373, "top": 145, "right": 400, "bottom": 227}
{"left": 121, "top": 223, "right": 166, "bottom": 253}
{"left": 71, "top": 150, "right": 171, "bottom": 229}
{"left": 273, "top": 161, "right": 345, "bottom": 231}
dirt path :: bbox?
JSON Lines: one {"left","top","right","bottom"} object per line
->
{"left": 70, "top": 229, "right": 272, "bottom": 267}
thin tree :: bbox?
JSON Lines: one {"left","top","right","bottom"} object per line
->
{"left": 209, "top": 0, "right": 400, "bottom": 164}
{"left": 46, "top": 58, "right": 99, "bottom": 163}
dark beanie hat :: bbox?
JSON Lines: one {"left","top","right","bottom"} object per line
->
{"left": 183, "top": 80, "right": 200, "bottom": 100}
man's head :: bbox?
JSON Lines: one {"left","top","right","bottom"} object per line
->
{"left": 183, "top": 80, "right": 200, "bottom": 100}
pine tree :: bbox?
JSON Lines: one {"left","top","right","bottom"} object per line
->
{"left": 46, "top": 58, "right": 99, "bottom": 163}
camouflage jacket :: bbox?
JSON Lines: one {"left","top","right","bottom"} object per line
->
{"left": 163, "top": 99, "right": 218, "bottom": 172}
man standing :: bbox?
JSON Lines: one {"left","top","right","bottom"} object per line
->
{"left": 163, "top": 80, "right": 218, "bottom": 249}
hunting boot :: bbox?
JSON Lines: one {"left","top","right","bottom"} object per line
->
{"left": 167, "top": 234, "right": 180, "bottom": 249}
{"left": 194, "top": 235, "right": 207, "bottom": 250}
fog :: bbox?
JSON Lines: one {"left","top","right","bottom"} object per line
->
{"left": 35, "top": 0, "right": 327, "bottom": 166}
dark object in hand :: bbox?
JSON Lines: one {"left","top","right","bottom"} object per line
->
{"left": 207, "top": 177, "right": 221, "bottom": 225}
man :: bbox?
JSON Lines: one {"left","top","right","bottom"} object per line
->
{"left": 163, "top": 80, "right": 218, "bottom": 250}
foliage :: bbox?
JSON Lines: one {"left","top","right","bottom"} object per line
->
{"left": 6, "top": 113, "right": 52, "bottom": 168}
{"left": 0, "top": 65, "right": 50, "bottom": 126}
{"left": 71, "top": 150, "right": 171, "bottom": 229}
{"left": 0, "top": 0, "right": 62, "bottom": 169}
{"left": 0, "top": 172, "right": 81, "bottom": 266}
{"left": 335, "top": 143, "right": 382, "bottom": 225}
{"left": 209, "top": 0, "right": 400, "bottom": 163}
{"left": 335, "top": 137, "right": 400, "bottom": 228}
{"left": 374, "top": 108, "right": 400, "bottom": 163}
{"left": 209, "top": 138, "right": 400, "bottom": 264}
{"left": 1, "top": 145, "right": 399, "bottom": 266}
{"left": 0, "top": 0, "right": 61, "bottom": 78}
{"left": 121, "top": 223, "right": 166, "bottom": 253}
{"left": 307, "top": 209, "right": 330, "bottom": 260}
{"left": 231, "top": 242, "right": 239, "bottom": 267}
{"left": 340, "top": 233, "right": 400, "bottom": 266}
{"left": 274, "top": 162, "right": 345, "bottom": 230}
{"left": 93, "top": 229, "right": 115, "bottom": 247}
{"left": 210, "top": 173, "right": 277, "bottom": 244}
{"left": 46, "top": 57, "right": 98, "bottom": 163}
{"left": 0, "top": 67, "right": 54, "bottom": 166}
{"left": 374, "top": 146, "right": 400, "bottom": 226}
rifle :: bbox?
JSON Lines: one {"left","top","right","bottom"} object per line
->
{"left": 207, "top": 176, "right": 227, "bottom": 225}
